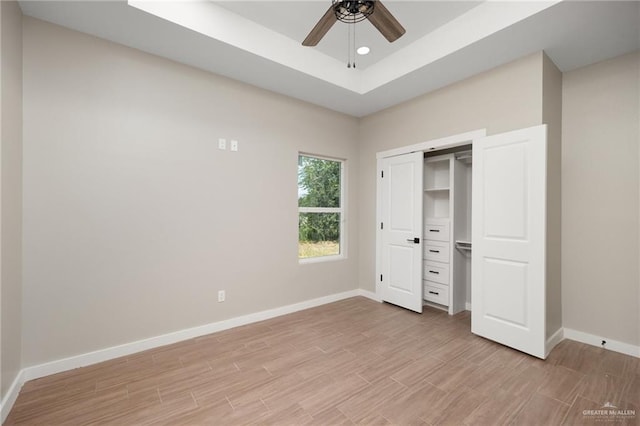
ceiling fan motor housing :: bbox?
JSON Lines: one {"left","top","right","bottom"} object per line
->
{"left": 302, "top": 0, "right": 404, "bottom": 47}
{"left": 332, "top": 0, "right": 375, "bottom": 23}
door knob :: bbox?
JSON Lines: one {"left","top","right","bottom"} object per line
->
{"left": 406, "top": 237, "right": 420, "bottom": 244}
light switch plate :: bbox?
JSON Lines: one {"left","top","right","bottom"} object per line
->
{"left": 231, "top": 140, "right": 238, "bottom": 152}
{"left": 218, "top": 138, "right": 226, "bottom": 150}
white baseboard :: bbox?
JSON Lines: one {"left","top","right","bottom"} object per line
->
{"left": 563, "top": 328, "right": 640, "bottom": 358}
{"left": 1, "top": 369, "right": 24, "bottom": 423}
{"left": 2, "top": 289, "right": 363, "bottom": 422}
{"left": 465, "top": 302, "right": 472, "bottom": 311}
{"left": 358, "top": 289, "right": 381, "bottom": 302}
{"left": 545, "top": 327, "right": 564, "bottom": 357}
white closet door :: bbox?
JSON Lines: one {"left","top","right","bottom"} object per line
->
{"left": 380, "top": 152, "right": 423, "bottom": 313}
{"left": 471, "top": 125, "right": 547, "bottom": 359}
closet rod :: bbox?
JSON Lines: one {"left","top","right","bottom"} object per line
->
{"left": 454, "top": 150, "right": 472, "bottom": 160}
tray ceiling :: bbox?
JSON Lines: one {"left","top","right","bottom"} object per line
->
{"left": 18, "top": 1, "right": 640, "bottom": 117}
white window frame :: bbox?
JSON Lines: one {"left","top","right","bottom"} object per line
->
{"left": 298, "top": 153, "right": 346, "bottom": 264}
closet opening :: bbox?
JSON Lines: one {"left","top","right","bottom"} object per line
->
{"left": 422, "top": 144, "right": 472, "bottom": 314}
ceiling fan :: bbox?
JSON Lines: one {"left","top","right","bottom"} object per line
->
{"left": 302, "top": 0, "right": 406, "bottom": 47}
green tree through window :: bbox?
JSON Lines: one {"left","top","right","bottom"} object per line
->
{"left": 298, "top": 155, "right": 343, "bottom": 259}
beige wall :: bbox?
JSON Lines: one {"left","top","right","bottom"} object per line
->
{"left": 1, "top": 0, "right": 23, "bottom": 399}
{"left": 357, "top": 52, "right": 545, "bottom": 294}
{"left": 542, "top": 53, "right": 563, "bottom": 340}
{"left": 21, "top": 18, "right": 360, "bottom": 366}
{"left": 15, "top": 12, "right": 640, "bottom": 372}
{"left": 562, "top": 51, "right": 640, "bottom": 346}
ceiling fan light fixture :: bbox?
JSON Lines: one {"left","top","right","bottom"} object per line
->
{"left": 302, "top": 0, "right": 405, "bottom": 47}
{"left": 332, "top": 0, "right": 375, "bottom": 23}
{"left": 358, "top": 3, "right": 372, "bottom": 13}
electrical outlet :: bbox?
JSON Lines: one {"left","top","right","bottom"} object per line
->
{"left": 218, "top": 138, "right": 227, "bottom": 150}
{"left": 230, "top": 140, "right": 239, "bottom": 152}
{"left": 218, "top": 290, "right": 225, "bottom": 302}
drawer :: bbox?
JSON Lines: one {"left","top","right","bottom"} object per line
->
{"left": 424, "top": 241, "right": 450, "bottom": 263}
{"left": 424, "top": 222, "right": 450, "bottom": 242}
{"left": 423, "top": 261, "right": 450, "bottom": 285}
{"left": 423, "top": 281, "right": 449, "bottom": 306}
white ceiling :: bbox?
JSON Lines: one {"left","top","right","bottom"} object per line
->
{"left": 18, "top": 1, "right": 640, "bottom": 117}
{"left": 213, "top": 1, "right": 483, "bottom": 69}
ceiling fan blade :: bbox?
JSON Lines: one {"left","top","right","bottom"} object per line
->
{"left": 302, "top": 5, "right": 338, "bottom": 46}
{"left": 367, "top": 1, "right": 406, "bottom": 43}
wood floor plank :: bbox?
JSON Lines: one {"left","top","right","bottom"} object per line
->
{"left": 336, "top": 377, "right": 408, "bottom": 423}
{"left": 352, "top": 351, "right": 414, "bottom": 384}
{"left": 536, "top": 364, "right": 585, "bottom": 405}
{"left": 261, "top": 346, "right": 326, "bottom": 376}
{"left": 599, "top": 348, "right": 637, "bottom": 377}
{"left": 390, "top": 356, "right": 444, "bottom": 388}
{"left": 462, "top": 389, "right": 528, "bottom": 425}
{"left": 547, "top": 339, "right": 603, "bottom": 375}
{"left": 378, "top": 381, "right": 447, "bottom": 425}
{"left": 579, "top": 370, "right": 631, "bottom": 407}
{"left": 428, "top": 337, "right": 478, "bottom": 362}
{"left": 308, "top": 407, "right": 354, "bottom": 425}
{"left": 424, "top": 386, "right": 486, "bottom": 425}
{"left": 5, "top": 297, "right": 638, "bottom": 426}
{"left": 499, "top": 364, "right": 548, "bottom": 399}
{"left": 423, "top": 356, "right": 481, "bottom": 392}
{"left": 295, "top": 349, "right": 361, "bottom": 380}
{"left": 463, "top": 359, "right": 521, "bottom": 397}
{"left": 261, "top": 373, "right": 335, "bottom": 414}
{"left": 625, "top": 373, "right": 640, "bottom": 405}
{"left": 297, "top": 373, "right": 369, "bottom": 416}
{"left": 510, "top": 393, "right": 570, "bottom": 425}
{"left": 255, "top": 403, "right": 315, "bottom": 425}
{"left": 225, "top": 371, "right": 304, "bottom": 407}
{"left": 191, "top": 367, "right": 273, "bottom": 408}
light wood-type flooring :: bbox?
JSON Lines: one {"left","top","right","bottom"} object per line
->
{"left": 5, "top": 297, "right": 640, "bottom": 425}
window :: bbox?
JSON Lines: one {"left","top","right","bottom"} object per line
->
{"left": 298, "top": 154, "right": 344, "bottom": 261}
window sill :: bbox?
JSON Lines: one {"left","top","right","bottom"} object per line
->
{"left": 299, "top": 254, "right": 345, "bottom": 264}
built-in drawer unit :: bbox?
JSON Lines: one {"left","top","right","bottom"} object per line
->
{"left": 423, "top": 281, "right": 449, "bottom": 305}
{"left": 424, "top": 240, "right": 450, "bottom": 263}
{"left": 424, "top": 220, "right": 450, "bottom": 242}
{"left": 423, "top": 261, "right": 450, "bottom": 285}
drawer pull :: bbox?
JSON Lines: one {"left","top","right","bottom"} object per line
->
{"left": 429, "top": 250, "right": 440, "bottom": 253}
{"left": 429, "top": 291, "right": 439, "bottom": 295}
{"left": 428, "top": 270, "right": 440, "bottom": 274}
{"left": 429, "top": 229, "right": 440, "bottom": 233}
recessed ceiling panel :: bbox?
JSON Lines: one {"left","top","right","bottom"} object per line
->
{"left": 214, "top": 1, "right": 482, "bottom": 69}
